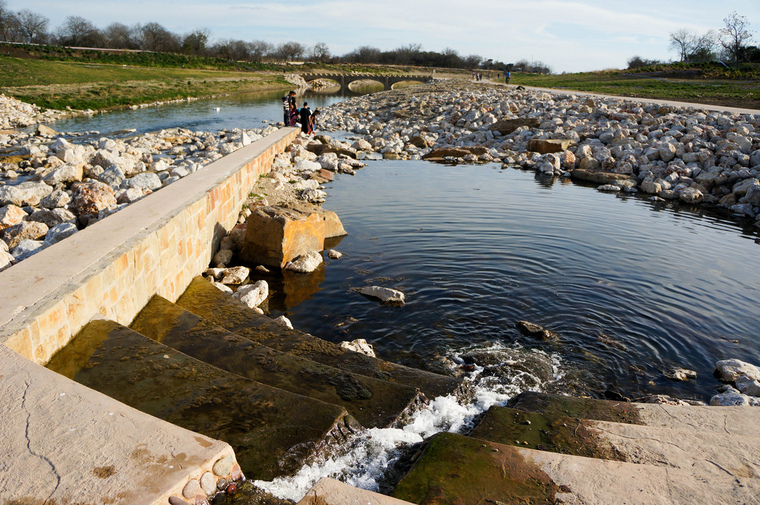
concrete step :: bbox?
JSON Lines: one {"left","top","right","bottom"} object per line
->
{"left": 131, "top": 295, "right": 425, "bottom": 428}
{"left": 509, "top": 391, "right": 760, "bottom": 437}
{"left": 470, "top": 406, "right": 760, "bottom": 480}
{"left": 45, "top": 318, "right": 358, "bottom": 481}
{"left": 176, "top": 277, "right": 461, "bottom": 399}
{"left": 392, "top": 432, "right": 760, "bottom": 505}
{"left": 0, "top": 344, "right": 237, "bottom": 505}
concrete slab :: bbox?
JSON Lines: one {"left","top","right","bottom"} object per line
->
{"left": 0, "top": 344, "right": 235, "bottom": 505}
{"left": 297, "top": 478, "right": 415, "bottom": 505}
{"left": 471, "top": 406, "right": 760, "bottom": 480}
{"left": 45, "top": 318, "right": 355, "bottom": 481}
{"left": 508, "top": 391, "right": 760, "bottom": 438}
{"left": 393, "top": 433, "right": 760, "bottom": 505}
{"left": 176, "top": 277, "right": 462, "bottom": 399}
{"left": 131, "top": 295, "right": 424, "bottom": 428}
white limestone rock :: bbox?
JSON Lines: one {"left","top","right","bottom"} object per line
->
{"left": 43, "top": 222, "right": 78, "bottom": 246}
{"left": 0, "top": 249, "right": 14, "bottom": 272}
{"left": 0, "top": 181, "right": 54, "bottom": 207}
{"left": 360, "top": 286, "right": 405, "bottom": 305}
{"left": 327, "top": 249, "right": 343, "bottom": 259}
{"left": 709, "top": 387, "right": 751, "bottom": 407}
{"left": 126, "top": 172, "right": 162, "bottom": 191}
{"left": 232, "top": 280, "right": 269, "bottom": 308}
{"left": 274, "top": 315, "right": 293, "bottom": 330}
{"left": 221, "top": 265, "right": 250, "bottom": 285}
{"left": 212, "top": 248, "right": 233, "bottom": 268}
{"left": 11, "top": 239, "right": 44, "bottom": 260}
{"left": 715, "top": 359, "right": 760, "bottom": 382}
{"left": 210, "top": 280, "right": 233, "bottom": 294}
{"left": 735, "top": 376, "right": 760, "bottom": 397}
{"left": 285, "top": 251, "right": 323, "bottom": 273}
{"left": 340, "top": 338, "right": 376, "bottom": 357}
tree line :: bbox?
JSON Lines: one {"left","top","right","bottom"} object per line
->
{"left": 628, "top": 11, "right": 758, "bottom": 69}
{"left": 0, "top": 1, "right": 552, "bottom": 72}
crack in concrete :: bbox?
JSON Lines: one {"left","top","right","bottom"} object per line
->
{"left": 706, "top": 459, "right": 736, "bottom": 477}
{"left": 21, "top": 379, "right": 62, "bottom": 502}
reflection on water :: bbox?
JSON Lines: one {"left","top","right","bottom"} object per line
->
{"left": 257, "top": 161, "right": 760, "bottom": 403}
{"left": 40, "top": 89, "right": 359, "bottom": 138}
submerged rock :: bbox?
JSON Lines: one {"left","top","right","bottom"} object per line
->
{"left": 360, "top": 286, "right": 405, "bottom": 305}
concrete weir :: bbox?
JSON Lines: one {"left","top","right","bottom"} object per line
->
{"left": 0, "top": 128, "right": 300, "bottom": 504}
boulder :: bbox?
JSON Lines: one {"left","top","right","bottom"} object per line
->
{"left": 29, "top": 208, "right": 76, "bottom": 228}
{"left": 340, "top": 339, "right": 376, "bottom": 357}
{"left": 515, "top": 320, "right": 558, "bottom": 340}
{"left": 3, "top": 221, "right": 48, "bottom": 249}
{"left": 0, "top": 249, "right": 14, "bottom": 272}
{"left": 283, "top": 202, "right": 347, "bottom": 239}
{"left": 39, "top": 190, "right": 71, "bottom": 209}
{"left": 69, "top": 182, "right": 117, "bottom": 221}
{"left": 221, "top": 266, "right": 250, "bottom": 285}
{"left": 232, "top": 280, "right": 269, "bottom": 308}
{"left": 571, "top": 170, "right": 635, "bottom": 185}
{"left": 735, "top": 376, "right": 760, "bottom": 397}
{"left": 715, "top": 359, "right": 760, "bottom": 382}
{"left": 239, "top": 205, "right": 326, "bottom": 268}
{"left": 709, "top": 387, "right": 752, "bottom": 407}
{"left": 0, "top": 204, "right": 26, "bottom": 231}
{"left": 488, "top": 118, "right": 540, "bottom": 135}
{"left": 360, "top": 286, "right": 405, "bottom": 305}
{"left": 126, "top": 172, "right": 162, "bottom": 191}
{"left": 527, "top": 139, "right": 574, "bottom": 154}
{"left": 42, "top": 163, "right": 84, "bottom": 186}
{"left": 43, "top": 222, "right": 78, "bottom": 246}
{"left": 36, "top": 124, "right": 57, "bottom": 136}
{"left": 0, "top": 181, "right": 54, "bottom": 207}
{"left": 285, "top": 250, "right": 323, "bottom": 273}
{"left": 11, "top": 239, "right": 44, "bottom": 261}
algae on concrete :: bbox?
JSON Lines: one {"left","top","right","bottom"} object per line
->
{"left": 131, "top": 294, "right": 424, "bottom": 428}
{"left": 46, "top": 319, "right": 355, "bottom": 480}
{"left": 392, "top": 432, "right": 563, "bottom": 505}
{"left": 176, "top": 277, "right": 461, "bottom": 399}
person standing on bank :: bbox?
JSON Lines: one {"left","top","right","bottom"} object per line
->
{"left": 284, "top": 90, "right": 297, "bottom": 126}
{"left": 299, "top": 102, "right": 312, "bottom": 134}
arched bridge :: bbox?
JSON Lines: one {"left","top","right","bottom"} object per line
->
{"left": 298, "top": 72, "right": 433, "bottom": 91}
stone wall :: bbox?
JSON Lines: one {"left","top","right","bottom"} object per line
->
{"left": 0, "top": 127, "right": 300, "bottom": 364}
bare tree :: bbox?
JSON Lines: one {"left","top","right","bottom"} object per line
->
{"left": 309, "top": 42, "right": 330, "bottom": 63}
{"left": 688, "top": 30, "right": 718, "bottom": 62}
{"left": 274, "top": 41, "right": 305, "bottom": 61}
{"left": 0, "top": 1, "right": 20, "bottom": 42}
{"left": 103, "top": 23, "right": 138, "bottom": 49}
{"left": 16, "top": 9, "right": 48, "bottom": 43}
{"left": 669, "top": 28, "right": 696, "bottom": 62}
{"left": 56, "top": 16, "right": 102, "bottom": 47}
{"left": 182, "top": 28, "right": 209, "bottom": 55}
{"left": 139, "top": 22, "right": 180, "bottom": 52}
{"left": 720, "top": 11, "right": 754, "bottom": 62}
{"left": 248, "top": 40, "right": 272, "bottom": 62}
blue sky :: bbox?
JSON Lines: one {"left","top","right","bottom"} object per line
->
{"left": 9, "top": 0, "right": 758, "bottom": 72}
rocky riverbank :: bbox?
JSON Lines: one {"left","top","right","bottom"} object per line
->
{"left": 316, "top": 80, "right": 760, "bottom": 228}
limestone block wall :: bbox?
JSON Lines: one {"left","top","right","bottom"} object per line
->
{"left": 0, "top": 127, "right": 300, "bottom": 364}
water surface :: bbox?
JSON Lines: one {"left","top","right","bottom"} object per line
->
{"left": 264, "top": 162, "right": 760, "bottom": 402}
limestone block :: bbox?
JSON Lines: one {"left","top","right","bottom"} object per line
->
{"left": 527, "top": 138, "right": 574, "bottom": 154}
{"left": 488, "top": 117, "right": 541, "bottom": 135}
{"left": 284, "top": 202, "right": 347, "bottom": 239}
{"left": 239, "top": 206, "right": 325, "bottom": 268}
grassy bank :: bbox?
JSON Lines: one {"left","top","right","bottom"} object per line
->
{"left": 0, "top": 57, "right": 289, "bottom": 110}
{"left": 509, "top": 71, "right": 760, "bottom": 110}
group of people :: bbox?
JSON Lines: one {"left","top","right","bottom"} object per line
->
{"left": 282, "top": 90, "right": 320, "bottom": 134}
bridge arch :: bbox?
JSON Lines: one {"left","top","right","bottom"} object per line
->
{"left": 299, "top": 72, "right": 433, "bottom": 91}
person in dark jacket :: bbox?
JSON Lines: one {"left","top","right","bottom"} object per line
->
{"left": 299, "top": 102, "right": 312, "bottom": 134}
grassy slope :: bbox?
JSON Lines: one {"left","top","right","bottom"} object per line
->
{"left": 510, "top": 71, "right": 760, "bottom": 110}
{"left": 0, "top": 57, "right": 289, "bottom": 110}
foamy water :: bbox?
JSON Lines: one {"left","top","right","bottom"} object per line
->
{"left": 253, "top": 343, "right": 564, "bottom": 501}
